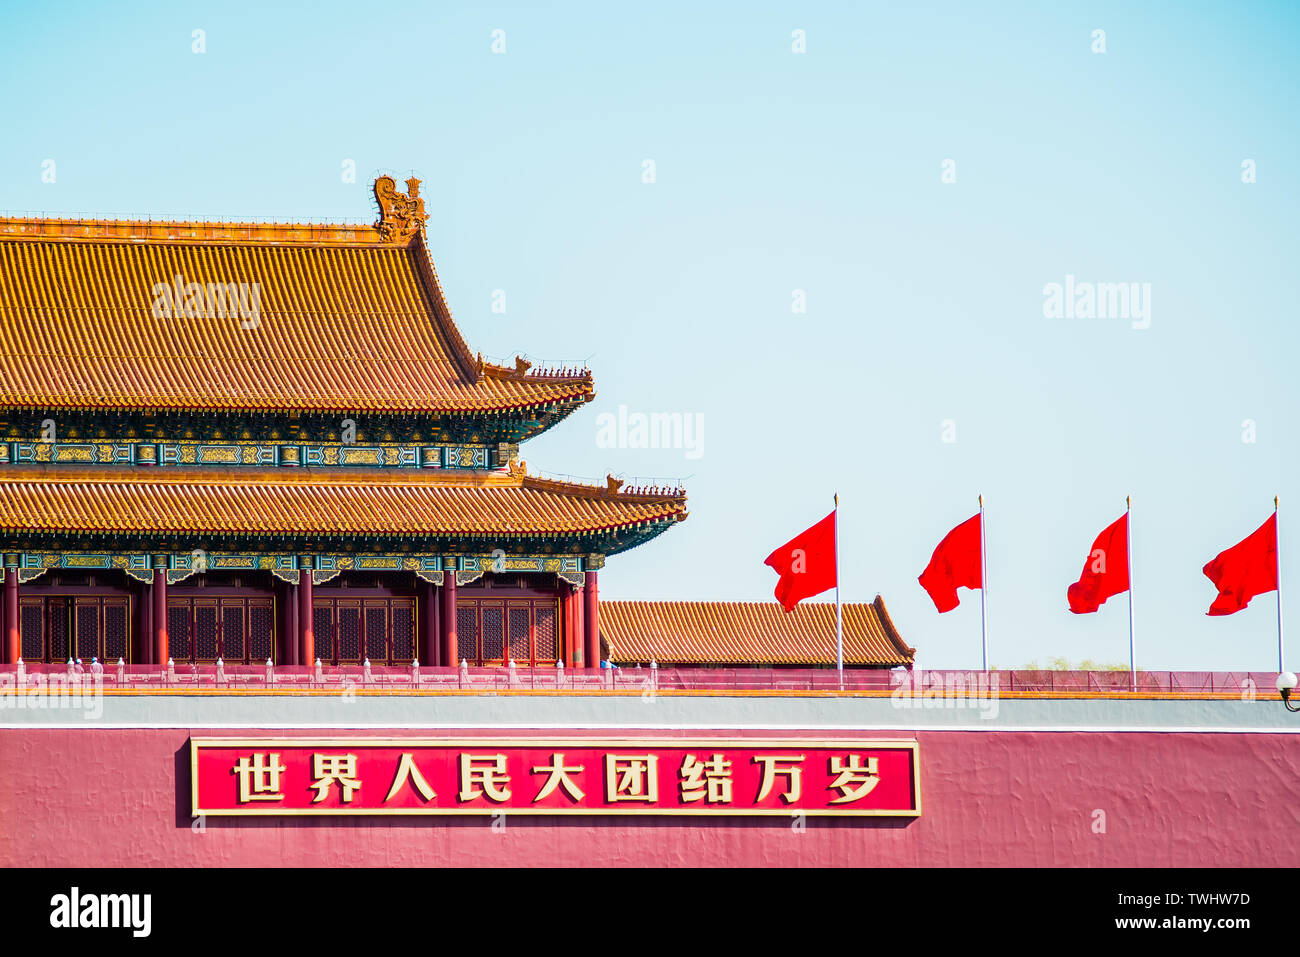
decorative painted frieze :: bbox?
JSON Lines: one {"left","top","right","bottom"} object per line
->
{"left": 311, "top": 555, "right": 445, "bottom": 586}
{"left": 7, "top": 551, "right": 588, "bottom": 587}
{"left": 454, "top": 554, "right": 585, "bottom": 587}
{"left": 5, "top": 440, "right": 493, "bottom": 470}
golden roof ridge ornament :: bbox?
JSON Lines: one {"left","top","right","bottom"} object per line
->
{"left": 374, "top": 175, "right": 429, "bottom": 243}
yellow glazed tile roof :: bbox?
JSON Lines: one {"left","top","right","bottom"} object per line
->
{"left": 601, "top": 597, "right": 915, "bottom": 666}
{"left": 0, "top": 466, "right": 687, "bottom": 538}
{"left": 0, "top": 217, "right": 592, "bottom": 415}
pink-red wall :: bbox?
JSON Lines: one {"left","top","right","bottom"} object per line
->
{"left": 3, "top": 728, "right": 1297, "bottom": 867}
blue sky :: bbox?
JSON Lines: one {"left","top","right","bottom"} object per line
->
{"left": 2, "top": 1, "right": 1297, "bottom": 670}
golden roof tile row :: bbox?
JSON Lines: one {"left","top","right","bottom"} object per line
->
{"left": 0, "top": 225, "right": 592, "bottom": 415}
{"left": 0, "top": 467, "right": 686, "bottom": 539}
{"left": 601, "top": 597, "right": 914, "bottom": 667}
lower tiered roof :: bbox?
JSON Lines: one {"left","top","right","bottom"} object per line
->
{"left": 0, "top": 466, "right": 687, "bottom": 552}
{"left": 601, "top": 597, "right": 915, "bottom": 667}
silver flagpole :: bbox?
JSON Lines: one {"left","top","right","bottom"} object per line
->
{"left": 835, "top": 492, "right": 843, "bottom": 673}
{"left": 1277, "top": 495, "right": 1285, "bottom": 673}
{"left": 1127, "top": 495, "right": 1135, "bottom": 692}
{"left": 979, "top": 493, "right": 988, "bottom": 672}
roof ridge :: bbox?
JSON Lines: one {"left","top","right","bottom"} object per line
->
{"left": 404, "top": 229, "right": 478, "bottom": 382}
{"left": 602, "top": 599, "right": 881, "bottom": 606}
{"left": 478, "top": 353, "right": 594, "bottom": 386}
{"left": 872, "top": 594, "right": 917, "bottom": 659}
{"left": 0, "top": 216, "right": 389, "bottom": 245}
{"left": 519, "top": 470, "right": 687, "bottom": 504}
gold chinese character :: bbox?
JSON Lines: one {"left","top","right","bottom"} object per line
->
{"left": 531, "top": 753, "right": 585, "bottom": 803}
{"left": 384, "top": 753, "right": 436, "bottom": 803}
{"left": 828, "top": 755, "right": 879, "bottom": 804}
{"left": 604, "top": 754, "right": 659, "bottom": 803}
{"left": 231, "top": 752, "right": 287, "bottom": 803}
{"left": 459, "top": 753, "right": 512, "bottom": 803}
{"left": 679, "top": 753, "right": 733, "bottom": 804}
{"left": 310, "top": 753, "right": 361, "bottom": 804}
{"left": 753, "top": 754, "right": 805, "bottom": 804}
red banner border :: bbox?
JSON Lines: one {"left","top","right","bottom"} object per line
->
{"left": 189, "top": 737, "right": 921, "bottom": 818}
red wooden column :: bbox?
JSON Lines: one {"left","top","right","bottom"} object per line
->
{"left": 567, "top": 584, "right": 583, "bottom": 667}
{"left": 583, "top": 570, "right": 600, "bottom": 670}
{"left": 152, "top": 557, "right": 169, "bottom": 664}
{"left": 419, "top": 579, "right": 439, "bottom": 665}
{"left": 561, "top": 586, "right": 574, "bottom": 667}
{"left": 298, "top": 558, "right": 314, "bottom": 665}
{"left": 286, "top": 581, "right": 299, "bottom": 667}
{"left": 572, "top": 582, "right": 584, "bottom": 666}
{"left": 441, "top": 569, "right": 457, "bottom": 666}
{"left": 140, "top": 581, "right": 153, "bottom": 665}
{"left": 3, "top": 555, "right": 18, "bottom": 664}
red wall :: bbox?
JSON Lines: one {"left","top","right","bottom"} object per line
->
{"left": 3, "top": 728, "right": 1297, "bottom": 867}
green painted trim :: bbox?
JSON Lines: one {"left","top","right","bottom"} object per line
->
{"left": 9, "top": 551, "right": 595, "bottom": 586}
{"left": 5, "top": 439, "right": 493, "bottom": 470}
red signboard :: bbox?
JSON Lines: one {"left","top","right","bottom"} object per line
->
{"left": 190, "top": 738, "right": 920, "bottom": 817}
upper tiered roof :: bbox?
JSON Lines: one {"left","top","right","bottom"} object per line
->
{"left": 0, "top": 177, "right": 592, "bottom": 434}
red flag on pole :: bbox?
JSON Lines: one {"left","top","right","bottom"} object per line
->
{"left": 1067, "top": 513, "right": 1130, "bottom": 614}
{"left": 1203, "top": 513, "right": 1277, "bottom": 616}
{"left": 764, "top": 510, "right": 837, "bottom": 612}
{"left": 918, "top": 513, "right": 982, "bottom": 612}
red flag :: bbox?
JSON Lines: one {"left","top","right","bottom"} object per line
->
{"left": 1067, "top": 513, "right": 1129, "bottom": 614}
{"left": 918, "top": 513, "right": 982, "bottom": 612}
{"left": 1203, "top": 513, "right": 1277, "bottom": 616}
{"left": 764, "top": 510, "right": 837, "bottom": 612}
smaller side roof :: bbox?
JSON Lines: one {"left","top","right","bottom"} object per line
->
{"left": 601, "top": 596, "right": 915, "bottom": 667}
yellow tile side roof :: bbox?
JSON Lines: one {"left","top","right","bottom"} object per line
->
{"left": 0, "top": 467, "right": 686, "bottom": 537}
{"left": 600, "top": 597, "right": 914, "bottom": 666}
{"left": 0, "top": 227, "right": 591, "bottom": 414}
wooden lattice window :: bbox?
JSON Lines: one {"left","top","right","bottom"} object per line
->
{"left": 390, "top": 603, "right": 414, "bottom": 661}
{"left": 455, "top": 598, "right": 559, "bottom": 666}
{"left": 456, "top": 606, "right": 478, "bottom": 664}
{"left": 338, "top": 602, "right": 362, "bottom": 662}
{"left": 223, "top": 604, "right": 245, "bottom": 661}
{"left": 168, "top": 604, "right": 192, "bottom": 661}
{"left": 17, "top": 596, "right": 130, "bottom": 663}
{"left": 19, "top": 601, "right": 44, "bottom": 660}
{"left": 167, "top": 597, "right": 274, "bottom": 663}
{"left": 312, "top": 604, "right": 333, "bottom": 664}
{"left": 312, "top": 598, "right": 416, "bottom": 665}
{"left": 534, "top": 604, "right": 556, "bottom": 663}
{"left": 103, "top": 601, "right": 128, "bottom": 662}
{"left": 248, "top": 603, "right": 274, "bottom": 662}
{"left": 482, "top": 603, "right": 505, "bottom": 662}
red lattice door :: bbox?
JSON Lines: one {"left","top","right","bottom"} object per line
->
{"left": 456, "top": 598, "right": 559, "bottom": 666}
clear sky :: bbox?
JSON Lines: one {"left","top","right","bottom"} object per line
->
{"left": 2, "top": 1, "right": 1297, "bottom": 671}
